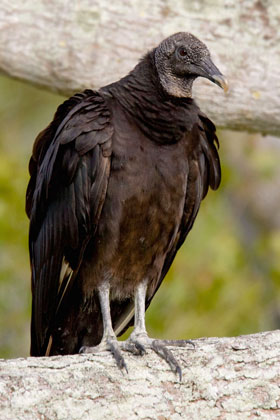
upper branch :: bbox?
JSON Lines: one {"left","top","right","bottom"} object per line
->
{"left": 0, "top": 0, "right": 279, "bottom": 136}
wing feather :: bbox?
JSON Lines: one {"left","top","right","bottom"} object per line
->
{"left": 27, "top": 90, "right": 113, "bottom": 355}
{"left": 148, "top": 114, "right": 221, "bottom": 305}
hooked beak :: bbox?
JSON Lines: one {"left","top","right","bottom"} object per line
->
{"left": 194, "top": 56, "right": 229, "bottom": 92}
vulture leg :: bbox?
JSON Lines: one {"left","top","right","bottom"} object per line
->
{"left": 80, "top": 280, "right": 193, "bottom": 377}
{"left": 79, "top": 282, "right": 128, "bottom": 372}
{"left": 122, "top": 280, "right": 194, "bottom": 380}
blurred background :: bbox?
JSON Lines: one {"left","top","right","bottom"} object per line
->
{"left": 0, "top": 73, "right": 280, "bottom": 359}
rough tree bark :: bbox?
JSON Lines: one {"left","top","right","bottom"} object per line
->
{"left": 0, "top": 0, "right": 280, "bottom": 136}
{"left": 1, "top": 330, "right": 280, "bottom": 420}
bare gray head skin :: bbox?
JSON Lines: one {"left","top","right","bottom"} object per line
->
{"left": 154, "top": 32, "right": 228, "bottom": 98}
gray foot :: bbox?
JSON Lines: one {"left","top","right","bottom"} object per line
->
{"left": 121, "top": 334, "right": 194, "bottom": 380}
{"left": 79, "top": 338, "right": 128, "bottom": 373}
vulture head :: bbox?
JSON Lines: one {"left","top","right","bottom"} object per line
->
{"left": 154, "top": 32, "right": 228, "bottom": 98}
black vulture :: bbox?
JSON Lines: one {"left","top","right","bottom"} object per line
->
{"left": 26, "top": 32, "right": 228, "bottom": 377}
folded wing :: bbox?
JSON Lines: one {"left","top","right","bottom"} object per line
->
{"left": 26, "top": 90, "right": 113, "bottom": 355}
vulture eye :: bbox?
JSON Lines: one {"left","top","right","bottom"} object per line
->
{"left": 177, "top": 46, "right": 188, "bottom": 57}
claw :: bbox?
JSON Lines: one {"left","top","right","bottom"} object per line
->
{"left": 79, "top": 340, "right": 128, "bottom": 373}
{"left": 151, "top": 340, "right": 183, "bottom": 381}
{"left": 134, "top": 341, "right": 146, "bottom": 356}
{"left": 108, "top": 341, "right": 128, "bottom": 373}
{"left": 175, "top": 365, "right": 182, "bottom": 382}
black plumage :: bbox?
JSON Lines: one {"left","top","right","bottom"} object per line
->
{"left": 26, "top": 32, "right": 227, "bottom": 374}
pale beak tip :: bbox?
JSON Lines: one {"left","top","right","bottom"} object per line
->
{"left": 212, "top": 75, "right": 229, "bottom": 93}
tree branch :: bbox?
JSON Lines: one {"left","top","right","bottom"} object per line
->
{"left": 0, "top": 1, "right": 279, "bottom": 136}
{"left": 1, "top": 330, "right": 280, "bottom": 419}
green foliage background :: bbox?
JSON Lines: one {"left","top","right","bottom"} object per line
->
{"left": 0, "top": 75, "right": 279, "bottom": 358}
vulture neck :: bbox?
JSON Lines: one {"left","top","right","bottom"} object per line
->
{"left": 104, "top": 52, "right": 196, "bottom": 145}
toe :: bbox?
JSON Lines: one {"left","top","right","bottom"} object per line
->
{"left": 121, "top": 341, "right": 144, "bottom": 356}
{"left": 161, "top": 339, "right": 195, "bottom": 348}
{"left": 151, "top": 340, "right": 183, "bottom": 381}
{"left": 79, "top": 341, "right": 128, "bottom": 373}
{"left": 108, "top": 341, "right": 128, "bottom": 373}
{"left": 79, "top": 345, "right": 94, "bottom": 354}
